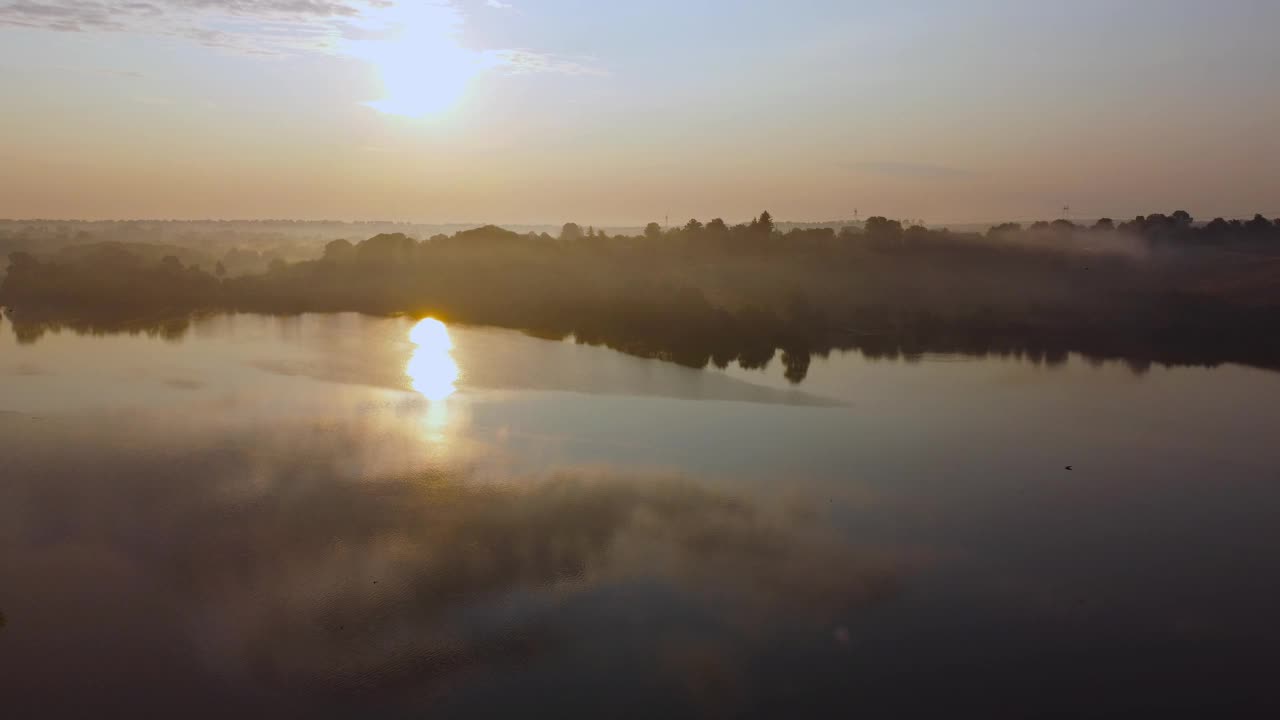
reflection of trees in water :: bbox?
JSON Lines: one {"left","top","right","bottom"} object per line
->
{"left": 5, "top": 305, "right": 1271, "bottom": 382}
{"left": 3, "top": 308, "right": 193, "bottom": 345}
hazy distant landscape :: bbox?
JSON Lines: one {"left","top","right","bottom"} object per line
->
{"left": 5, "top": 210, "right": 1280, "bottom": 380}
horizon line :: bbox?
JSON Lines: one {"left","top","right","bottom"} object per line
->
{"left": 2, "top": 212, "right": 1276, "bottom": 228}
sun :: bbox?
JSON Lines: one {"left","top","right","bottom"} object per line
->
{"left": 346, "top": 4, "right": 499, "bottom": 118}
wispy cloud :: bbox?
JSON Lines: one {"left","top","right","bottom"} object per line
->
{"left": 52, "top": 64, "right": 145, "bottom": 78}
{"left": 0, "top": 1, "right": 383, "bottom": 35}
{"left": 0, "top": 0, "right": 387, "bottom": 53}
{"left": 0, "top": 1, "right": 599, "bottom": 77}
{"left": 1, "top": 1, "right": 603, "bottom": 118}
{"left": 499, "top": 49, "right": 606, "bottom": 77}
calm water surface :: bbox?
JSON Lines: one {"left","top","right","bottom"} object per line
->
{"left": 2, "top": 313, "right": 1279, "bottom": 718}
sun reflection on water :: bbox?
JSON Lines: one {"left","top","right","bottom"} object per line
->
{"left": 407, "top": 318, "right": 459, "bottom": 401}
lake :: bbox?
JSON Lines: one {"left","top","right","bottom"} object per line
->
{"left": 2, "top": 312, "right": 1279, "bottom": 718}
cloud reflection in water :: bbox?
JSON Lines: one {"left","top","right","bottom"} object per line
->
{"left": 0, "top": 413, "right": 899, "bottom": 716}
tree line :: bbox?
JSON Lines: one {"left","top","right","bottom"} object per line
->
{"left": 4, "top": 210, "right": 1280, "bottom": 381}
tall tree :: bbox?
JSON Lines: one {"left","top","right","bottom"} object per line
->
{"left": 755, "top": 211, "right": 775, "bottom": 236}
{"left": 560, "top": 223, "right": 584, "bottom": 243}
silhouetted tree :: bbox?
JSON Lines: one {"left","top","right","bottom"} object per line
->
{"left": 1247, "top": 214, "right": 1273, "bottom": 234}
{"left": 904, "top": 225, "right": 931, "bottom": 243}
{"left": 324, "top": 238, "right": 355, "bottom": 263}
{"left": 988, "top": 222, "right": 1022, "bottom": 239}
{"left": 1204, "top": 217, "right": 1230, "bottom": 236}
{"left": 752, "top": 211, "right": 775, "bottom": 237}
{"left": 355, "top": 233, "right": 415, "bottom": 264}
{"left": 560, "top": 223, "right": 584, "bottom": 243}
{"left": 645, "top": 222, "right": 663, "bottom": 241}
{"left": 864, "top": 216, "right": 904, "bottom": 243}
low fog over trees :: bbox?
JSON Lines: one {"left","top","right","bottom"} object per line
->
{"left": 4, "top": 211, "right": 1280, "bottom": 381}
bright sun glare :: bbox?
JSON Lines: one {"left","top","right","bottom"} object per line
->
{"left": 407, "top": 318, "right": 460, "bottom": 400}
{"left": 347, "top": 4, "right": 498, "bottom": 117}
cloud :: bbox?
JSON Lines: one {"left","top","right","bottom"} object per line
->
{"left": 0, "top": 0, "right": 600, "bottom": 78}
{"left": 0, "top": 0, "right": 385, "bottom": 54}
{"left": 499, "top": 48, "right": 607, "bottom": 77}
{"left": 51, "top": 64, "right": 145, "bottom": 78}
{"left": 1, "top": 1, "right": 603, "bottom": 116}
{"left": 0, "top": 1, "right": 381, "bottom": 34}
{"left": 0, "top": 1, "right": 128, "bottom": 32}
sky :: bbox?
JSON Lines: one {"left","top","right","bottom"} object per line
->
{"left": 0, "top": 0, "right": 1277, "bottom": 225}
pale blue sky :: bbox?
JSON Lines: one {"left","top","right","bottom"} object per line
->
{"left": 1, "top": 0, "right": 1277, "bottom": 223}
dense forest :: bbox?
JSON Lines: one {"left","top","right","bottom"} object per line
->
{"left": 4, "top": 211, "right": 1280, "bottom": 382}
